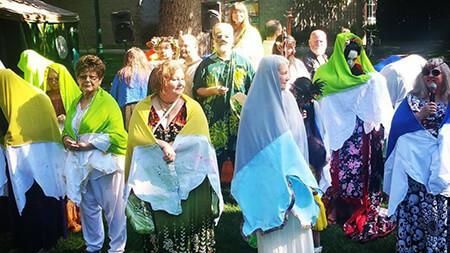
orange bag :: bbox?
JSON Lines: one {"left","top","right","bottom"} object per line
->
{"left": 220, "top": 159, "right": 234, "bottom": 183}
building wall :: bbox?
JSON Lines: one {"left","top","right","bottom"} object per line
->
{"left": 44, "top": 0, "right": 143, "bottom": 50}
{"left": 43, "top": 0, "right": 297, "bottom": 49}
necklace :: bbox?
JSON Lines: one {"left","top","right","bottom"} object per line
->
{"left": 157, "top": 96, "right": 178, "bottom": 114}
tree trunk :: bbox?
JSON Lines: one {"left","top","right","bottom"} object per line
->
{"left": 158, "top": 0, "right": 202, "bottom": 36}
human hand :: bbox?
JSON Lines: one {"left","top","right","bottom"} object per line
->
{"left": 302, "top": 109, "right": 308, "bottom": 119}
{"left": 57, "top": 114, "right": 66, "bottom": 124}
{"left": 417, "top": 102, "right": 437, "bottom": 120}
{"left": 216, "top": 86, "right": 229, "bottom": 96}
{"left": 76, "top": 141, "right": 93, "bottom": 151}
{"left": 63, "top": 136, "right": 79, "bottom": 151}
{"left": 160, "top": 141, "right": 176, "bottom": 162}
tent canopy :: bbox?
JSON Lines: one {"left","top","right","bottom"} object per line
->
{"left": 0, "top": 0, "right": 79, "bottom": 23}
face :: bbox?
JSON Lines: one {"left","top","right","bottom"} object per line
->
{"left": 162, "top": 68, "right": 185, "bottom": 96}
{"left": 46, "top": 68, "right": 59, "bottom": 91}
{"left": 179, "top": 37, "right": 198, "bottom": 60}
{"left": 77, "top": 69, "right": 102, "bottom": 95}
{"left": 309, "top": 32, "right": 327, "bottom": 56}
{"left": 422, "top": 66, "right": 443, "bottom": 88}
{"left": 278, "top": 63, "right": 289, "bottom": 90}
{"left": 346, "top": 50, "right": 358, "bottom": 69}
{"left": 213, "top": 25, "right": 234, "bottom": 56}
{"left": 231, "top": 9, "right": 246, "bottom": 25}
{"left": 157, "top": 42, "right": 174, "bottom": 60}
{"left": 277, "top": 39, "right": 296, "bottom": 58}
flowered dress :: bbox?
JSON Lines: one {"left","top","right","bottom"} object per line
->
{"left": 193, "top": 52, "right": 254, "bottom": 165}
{"left": 323, "top": 116, "right": 395, "bottom": 241}
{"left": 144, "top": 104, "right": 218, "bottom": 253}
{"left": 396, "top": 94, "right": 449, "bottom": 253}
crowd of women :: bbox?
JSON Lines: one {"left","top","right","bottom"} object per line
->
{"left": 1, "top": 2, "right": 450, "bottom": 253}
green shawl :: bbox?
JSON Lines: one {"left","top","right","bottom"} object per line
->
{"left": 313, "top": 32, "right": 375, "bottom": 96}
{"left": 17, "top": 50, "right": 53, "bottom": 88}
{"left": 63, "top": 88, "right": 128, "bottom": 155}
{"left": 43, "top": 63, "right": 81, "bottom": 112}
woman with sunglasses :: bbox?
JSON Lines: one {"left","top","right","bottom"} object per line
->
{"left": 384, "top": 58, "right": 450, "bottom": 252}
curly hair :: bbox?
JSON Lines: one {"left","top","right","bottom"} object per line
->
{"left": 145, "top": 36, "right": 179, "bottom": 59}
{"left": 149, "top": 60, "right": 184, "bottom": 94}
{"left": 75, "top": 54, "right": 105, "bottom": 79}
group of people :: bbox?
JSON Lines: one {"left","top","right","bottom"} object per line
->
{"left": 1, "top": 2, "right": 450, "bottom": 253}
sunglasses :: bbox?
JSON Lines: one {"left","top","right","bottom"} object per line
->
{"left": 422, "top": 68, "right": 441, "bottom": 77}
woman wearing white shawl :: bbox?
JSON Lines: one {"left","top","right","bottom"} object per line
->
{"left": 231, "top": 55, "right": 319, "bottom": 253}
{"left": 384, "top": 58, "right": 450, "bottom": 252}
{"left": 0, "top": 69, "right": 66, "bottom": 252}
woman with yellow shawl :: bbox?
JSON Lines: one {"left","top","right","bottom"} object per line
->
{"left": 43, "top": 62, "right": 82, "bottom": 232}
{"left": 43, "top": 63, "right": 81, "bottom": 128}
{"left": 0, "top": 69, "right": 66, "bottom": 253}
{"left": 126, "top": 60, "right": 223, "bottom": 253}
{"left": 229, "top": 2, "right": 264, "bottom": 69}
{"left": 62, "top": 55, "right": 128, "bottom": 253}
{"left": 313, "top": 32, "right": 395, "bottom": 241}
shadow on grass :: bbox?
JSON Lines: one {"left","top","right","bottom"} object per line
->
{"left": 0, "top": 204, "right": 396, "bottom": 253}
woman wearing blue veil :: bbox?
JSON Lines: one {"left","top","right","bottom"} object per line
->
{"left": 232, "top": 55, "right": 319, "bottom": 252}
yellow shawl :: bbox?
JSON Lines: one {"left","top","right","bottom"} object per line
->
{"left": 126, "top": 94, "right": 210, "bottom": 176}
{"left": 0, "top": 69, "right": 60, "bottom": 146}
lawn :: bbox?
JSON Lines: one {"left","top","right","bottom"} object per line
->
{"left": 0, "top": 201, "right": 397, "bottom": 253}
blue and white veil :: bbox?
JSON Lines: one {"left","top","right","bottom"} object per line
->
{"left": 231, "top": 55, "right": 319, "bottom": 236}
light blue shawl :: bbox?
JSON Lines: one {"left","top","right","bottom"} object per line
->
{"left": 231, "top": 55, "right": 319, "bottom": 236}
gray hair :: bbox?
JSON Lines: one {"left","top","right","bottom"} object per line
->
{"left": 410, "top": 57, "right": 450, "bottom": 100}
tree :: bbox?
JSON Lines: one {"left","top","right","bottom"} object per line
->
{"left": 158, "top": 0, "right": 202, "bottom": 36}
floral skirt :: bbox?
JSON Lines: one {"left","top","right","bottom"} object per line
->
{"left": 324, "top": 118, "right": 395, "bottom": 241}
{"left": 396, "top": 177, "right": 450, "bottom": 253}
{"left": 144, "top": 179, "right": 217, "bottom": 253}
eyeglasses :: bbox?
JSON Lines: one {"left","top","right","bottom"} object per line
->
{"left": 422, "top": 68, "right": 441, "bottom": 77}
{"left": 47, "top": 77, "right": 59, "bottom": 81}
{"left": 78, "top": 74, "right": 99, "bottom": 81}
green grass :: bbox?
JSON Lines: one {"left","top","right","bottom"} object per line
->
{"left": 0, "top": 201, "right": 396, "bottom": 253}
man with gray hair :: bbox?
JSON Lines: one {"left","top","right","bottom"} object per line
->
{"left": 193, "top": 23, "right": 254, "bottom": 180}
{"left": 303, "top": 29, "right": 328, "bottom": 76}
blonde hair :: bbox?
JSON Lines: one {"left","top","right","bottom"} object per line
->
{"left": 151, "top": 60, "right": 184, "bottom": 94}
{"left": 118, "top": 47, "right": 150, "bottom": 86}
{"left": 410, "top": 57, "right": 450, "bottom": 100}
{"left": 229, "top": 2, "right": 250, "bottom": 45}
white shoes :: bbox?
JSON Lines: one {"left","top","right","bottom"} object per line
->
{"left": 314, "top": 246, "right": 323, "bottom": 253}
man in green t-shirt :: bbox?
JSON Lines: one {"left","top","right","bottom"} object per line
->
{"left": 193, "top": 22, "right": 255, "bottom": 177}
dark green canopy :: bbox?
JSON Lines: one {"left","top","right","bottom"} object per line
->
{"left": 0, "top": 0, "right": 80, "bottom": 74}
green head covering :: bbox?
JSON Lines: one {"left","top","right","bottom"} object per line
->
{"left": 313, "top": 32, "right": 375, "bottom": 96}
{"left": 63, "top": 88, "right": 128, "bottom": 155}
{"left": 43, "top": 63, "right": 81, "bottom": 111}
{"left": 17, "top": 50, "right": 53, "bottom": 88}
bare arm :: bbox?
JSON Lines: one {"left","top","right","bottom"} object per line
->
{"left": 156, "top": 139, "right": 176, "bottom": 163}
{"left": 196, "top": 86, "right": 228, "bottom": 97}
